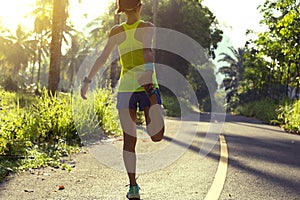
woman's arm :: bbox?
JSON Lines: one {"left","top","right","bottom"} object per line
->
{"left": 138, "top": 22, "right": 155, "bottom": 87}
{"left": 81, "top": 26, "right": 120, "bottom": 99}
{"left": 142, "top": 22, "right": 155, "bottom": 64}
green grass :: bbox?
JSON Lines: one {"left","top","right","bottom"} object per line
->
{"left": 235, "top": 98, "right": 278, "bottom": 123}
{"left": 276, "top": 100, "right": 300, "bottom": 134}
{"left": 235, "top": 98, "right": 300, "bottom": 134}
{"left": 0, "top": 87, "right": 123, "bottom": 181}
{"left": 72, "top": 88, "right": 122, "bottom": 136}
{"left": 161, "top": 94, "right": 195, "bottom": 117}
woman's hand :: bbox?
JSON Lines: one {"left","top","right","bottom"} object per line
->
{"left": 81, "top": 83, "right": 89, "bottom": 100}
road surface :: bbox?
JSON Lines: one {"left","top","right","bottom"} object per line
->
{"left": 0, "top": 114, "right": 299, "bottom": 200}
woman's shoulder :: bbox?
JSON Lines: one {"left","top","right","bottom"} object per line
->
{"left": 109, "top": 20, "right": 154, "bottom": 36}
{"left": 138, "top": 21, "right": 154, "bottom": 28}
{"left": 109, "top": 24, "right": 124, "bottom": 36}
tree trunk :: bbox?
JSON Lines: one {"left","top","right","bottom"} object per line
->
{"left": 48, "top": 0, "right": 66, "bottom": 94}
{"left": 295, "top": 61, "right": 299, "bottom": 99}
{"left": 286, "top": 61, "right": 291, "bottom": 98}
{"left": 37, "top": 35, "right": 43, "bottom": 84}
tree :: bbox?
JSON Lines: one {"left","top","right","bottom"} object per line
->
{"left": 252, "top": 0, "right": 300, "bottom": 99}
{"left": 144, "top": 0, "right": 223, "bottom": 108}
{"left": 6, "top": 25, "right": 36, "bottom": 79}
{"left": 48, "top": 0, "right": 83, "bottom": 94}
{"left": 30, "top": 0, "right": 52, "bottom": 85}
{"left": 48, "top": 0, "right": 68, "bottom": 94}
{"left": 153, "top": 0, "right": 158, "bottom": 25}
{"left": 218, "top": 47, "right": 245, "bottom": 107}
{"left": 0, "top": 28, "right": 12, "bottom": 78}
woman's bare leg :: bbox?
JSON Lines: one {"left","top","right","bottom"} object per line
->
{"left": 118, "top": 109, "right": 138, "bottom": 186}
{"left": 144, "top": 105, "right": 164, "bottom": 142}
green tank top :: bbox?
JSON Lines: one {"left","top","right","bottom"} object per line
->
{"left": 117, "top": 20, "right": 158, "bottom": 92}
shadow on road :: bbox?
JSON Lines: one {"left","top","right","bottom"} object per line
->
{"left": 163, "top": 113, "right": 300, "bottom": 196}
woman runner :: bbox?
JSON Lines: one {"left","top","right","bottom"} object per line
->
{"left": 81, "top": 0, "right": 164, "bottom": 199}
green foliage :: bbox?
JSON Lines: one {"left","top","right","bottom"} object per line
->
{"left": 277, "top": 100, "right": 300, "bottom": 133}
{"left": 242, "top": 0, "right": 300, "bottom": 100}
{"left": 161, "top": 94, "right": 194, "bottom": 117}
{"left": 162, "top": 95, "right": 181, "bottom": 117}
{"left": 18, "top": 146, "right": 60, "bottom": 170}
{"left": 29, "top": 90, "right": 78, "bottom": 145}
{"left": 136, "top": 110, "right": 145, "bottom": 125}
{"left": 0, "top": 90, "right": 35, "bottom": 156}
{"left": 223, "top": 0, "right": 300, "bottom": 112}
{"left": 0, "top": 89, "right": 81, "bottom": 181}
{"left": 153, "top": 0, "right": 221, "bottom": 109}
{"left": 0, "top": 89, "right": 18, "bottom": 109}
{"left": 72, "top": 92, "right": 101, "bottom": 136}
{"left": 230, "top": 97, "right": 300, "bottom": 134}
{"left": 0, "top": 87, "right": 125, "bottom": 180}
{"left": 218, "top": 47, "right": 245, "bottom": 108}
{"left": 94, "top": 88, "right": 122, "bottom": 135}
{"left": 154, "top": 0, "right": 223, "bottom": 51}
{"left": 235, "top": 99, "right": 278, "bottom": 123}
{"left": 72, "top": 88, "right": 122, "bottom": 136}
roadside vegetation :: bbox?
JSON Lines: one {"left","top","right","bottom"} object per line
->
{"left": 235, "top": 99, "right": 300, "bottom": 133}
{"left": 218, "top": 0, "right": 299, "bottom": 133}
{"left": 0, "top": 88, "right": 122, "bottom": 181}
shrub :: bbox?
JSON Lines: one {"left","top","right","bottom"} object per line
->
{"left": 94, "top": 88, "right": 122, "bottom": 135}
{"left": 235, "top": 98, "right": 278, "bottom": 123}
{"left": 235, "top": 98, "right": 300, "bottom": 134}
{"left": 0, "top": 89, "right": 81, "bottom": 180}
{"left": 161, "top": 94, "right": 194, "bottom": 117}
{"left": 161, "top": 95, "right": 180, "bottom": 117}
{"left": 72, "top": 88, "right": 122, "bottom": 136}
{"left": 72, "top": 93, "right": 101, "bottom": 136}
{"left": 28, "top": 90, "right": 78, "bottom": 146}
{"left": 277, "top": 100, "right": 300, "bottom": 133}
{"left": 0, "top": 90, "right": 34, "bottom": 156}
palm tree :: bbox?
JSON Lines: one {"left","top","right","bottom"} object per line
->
{"left": 0, "top": 28, "right": 11, "bottom": 77}
{"left": 48, "top": 0, "right": 68, "bottom": 94}
{"left": 48, "top": 0, "right": 82, "bottom": 94}
{"left": 0, "top": 25, "right": 36, "bottom": 91}
{"left": 218, "top": 47, "right": 245, "bottom": 106}
{"left": 5, "top": 25, "right": 35, "bottom": 79}
{"left": 30, "top": 0, "right": 52, "bottom": 85}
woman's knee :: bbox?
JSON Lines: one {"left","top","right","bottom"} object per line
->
{"left": 123, "top": 133, "right": 137, "bottom": 151}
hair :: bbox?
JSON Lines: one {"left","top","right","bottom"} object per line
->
{"left": 115, "top": 0, "right": 142, "bottom": 14}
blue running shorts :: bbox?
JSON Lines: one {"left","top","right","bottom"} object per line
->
{"left": 117, "top": 89, "right": 162, "bottom": 111}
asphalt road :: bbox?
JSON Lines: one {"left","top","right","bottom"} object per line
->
{"left": 0, "top": 114, "right": 299, "bottom": 200}
{"left": 219, "top": 114, "right": 300, "bottom": 200}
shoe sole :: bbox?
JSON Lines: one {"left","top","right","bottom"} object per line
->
{"left": 126, "top": 195, "right": 140, "bottom": 200}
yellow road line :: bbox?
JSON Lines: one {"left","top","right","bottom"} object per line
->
{"left": 204, "top": 135, "right": 228, "bottom": 200}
